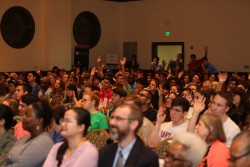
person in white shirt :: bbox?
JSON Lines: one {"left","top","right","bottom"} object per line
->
{"left": 187, "top": 91, "right": 240, "bottom": 147}
{"left": 148, "top": 97, "right": 190, "bottom": 148}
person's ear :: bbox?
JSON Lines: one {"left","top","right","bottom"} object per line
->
{"left": 0, "top": 119, "right": 5, "bottom": 126}
{"left": 78, "top": 124, "right": 85, "bottom": 133}
{"left": 225, "top": 106, "right": 230, "bottom": 113}
{"left": 130, "top": 120, "right": 139, "bottom": 131}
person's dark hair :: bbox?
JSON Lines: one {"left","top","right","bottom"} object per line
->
{"left": 51, "top": 104, "right": 66, "bottom": 125}
{"left": 21, "top": 94, "right": 39, "bottom": 105}
{"left": 190, "top": 54, "right": 196, "bottom": 59}
{"left": 230, "top": 78, "right": 239, "bottom": 86}
{"left": 0, "top": 104, "right": 13, "bottom": 130}
{"left": 154, "top": 56, "right": 160, "bottom": 61}
{"left": 3, "top": 98, "right": 19, "bottom": 116}
{"left": 17, "top": 83, "right": 32, "bottom": 94}
{"left": 201, "top": 56, "right": 208, "bottom": 61}
{"left": 113, "top": 88, "right": 127, "bottom": 97}
{"left": 142, "top": 89, "right": 153, "bottom": 101}
{"left": 215, "top": 91, "right": 233, "bottom": 108}
{"left": 104, "top": 76, "right": 115, "bottom": 85}
{"left": 171, "top": 97, "right": 190, "bottom": 112}
{"left": 233, "top": 88, "right": 249, "bottom": 109}
{"left": 56, "top": 108, "right": 90, "bottom": 167}
{"left": 151, "top": 78, "right": 160, "bottom": 88}
{"left": 67, "top": 84, "right": 78, "bottom": 100}
{"left": 30, "top": 100, "right": 52, "bottom": 129}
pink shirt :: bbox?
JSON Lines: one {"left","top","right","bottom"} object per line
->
{"left": 14, "top": 122, "right": 30, "bottom": 140}
{"left": 43, "top": 141, "right": 98, "bottom": 167}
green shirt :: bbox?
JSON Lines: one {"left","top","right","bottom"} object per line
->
{"left": 89, "top": 111, "right": 109, "bottom": 132}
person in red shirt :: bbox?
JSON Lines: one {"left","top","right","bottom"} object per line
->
{"left": 99, "top": 76, "right": 114, "bottom": 108}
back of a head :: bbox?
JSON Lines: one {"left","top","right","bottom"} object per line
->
{"left": 51, "top": 104, "right": 66, "bottom": 125}
{"left": 173, "top": 132, "right": 208, "bottom": 167}
{"left": 171, "top": 97, "right": 190, "bottom": 112}
{"left": 0, "top": 104, "right": 13, "bottom": 130}
{"left": 21, "top": 94, "right": 39, "bottom": 105}
{"left": 233, "top": 131, "right": 250, "bottom": 147}
{"left": 113, "top": 88, "right": 127, "bottom": 98}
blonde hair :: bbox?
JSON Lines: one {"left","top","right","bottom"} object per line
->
{"left": 200, "top": 113, "right": 226, "bottom": 143}
{"left": 83, "top": 92, "right": 100, "bottom": 109}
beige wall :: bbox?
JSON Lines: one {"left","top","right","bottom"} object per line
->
{"left": 0, "top": 0, "right": 72, "bottom": 72}
{"left": 120, "top": 0, "right": 250, "bottom": 72}
{"left": 1, "top": 0, "right": 250, "bottom": 72}
{"left": 71, "top": 0, "right": 121, "bottom": 67}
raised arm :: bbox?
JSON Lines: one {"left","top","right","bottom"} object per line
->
{"left": 215, "top": 72, "right": 228, "bottom": 91}
{"left": 148, "top": 107, "right": 166, "bottom": 148}
{"left": 96, "top": 56, "right": 104, "bottom": 78}
{"left": 205, "top": 46, "right": 208, "bottom": 57}
{"left": 120, "top": 57, "right": 129, "bottom": 89}
{"left": 158, "top": 85, "right": 164, "bottom": 108}
{"left": 186, "top": 95, "right": 206, "bottom": 133}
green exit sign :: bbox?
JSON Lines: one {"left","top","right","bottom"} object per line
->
{"left": 165, "top": 32, "right": 170, "bottom": 36}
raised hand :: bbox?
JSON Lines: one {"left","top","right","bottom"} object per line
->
{"left": 157, "top": 107, "right": 166, "bottom": 124}
{"left": 218, "top": 72, "right": 228, "bottom": 83}
{"left": 158, "top": 84, "right": 164, "bottom": 96}
{"left": 101, "top": 63, "right": 105, "bottom": 69}
{"left": 97, "top": 56, "right": 101, "bottom": 63}
{"left": 120, "top": 57, "right": 126, "bottom": 66}
{"left": 90, "top": 67, "right": 96, "bottom": 76}
{"left": 193, "top": 95, "right": 206, "bottom": 114}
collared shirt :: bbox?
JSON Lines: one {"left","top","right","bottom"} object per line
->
{"left": 112, "top": 139, "right": 136, "bottom": 167}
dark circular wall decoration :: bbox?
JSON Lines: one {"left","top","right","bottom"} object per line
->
{"left": 73, "top": 11, "right": 101, "bottom": 49}
{"left": 0, "top": 6, "right": 35, "bottom": 49}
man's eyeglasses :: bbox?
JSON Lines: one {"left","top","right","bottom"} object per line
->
{"left": 162, "top": 151, "right": 192, "bottom": 166}
{"left": 139, "top": 93, "right": 150, "bottom": 99}
{"left": 110, "top": 116, "right": 133, "bottom": 121}
{"left": 228, "top": 150, "right": 250, "bottom": 163}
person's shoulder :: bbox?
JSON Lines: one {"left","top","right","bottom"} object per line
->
{"left": 99, "top": 142, "right": 117, "bottom": 155}
{"left": 224, "top": 117, "right": 240, "bottom": 130}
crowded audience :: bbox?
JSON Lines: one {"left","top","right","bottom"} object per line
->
{"left": 0, "top": 51, "right": 249, "bottom": 167}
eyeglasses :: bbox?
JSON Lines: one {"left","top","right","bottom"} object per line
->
{"left": 110, "top": 116, "right": 133, "bottom": 121}
{"left": 82, "top": 99, "right": 91, "bottom": 103}
{"left": 228, "top": 150, "right": 250, "bottom": 163}
{"left": 59, "top": 118, "right": 76, "bottom": 124}
{"left": 139, "top": 93, "right": 150, "bottom": 99}
{"left": 162, "top": 151, "right": 192, "bottom": 166}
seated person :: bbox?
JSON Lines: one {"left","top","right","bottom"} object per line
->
{"left": 148, "top": 97, "right": 190, "bottom": 148}
{"left": 44, "top": 108, "right": 98, "bottom": 167}
{"left": 82, "top": 92, "right": 109, "bottom": 133}
{"left": 0, "top": 104, "right": 16, "bottom": 165}
{"left": 163, "top": 132, "right": 207, "bottom": 167}
{"left": 4, "top": 100, "right": 54, "bottom": 167}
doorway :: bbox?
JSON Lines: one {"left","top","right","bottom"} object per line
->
{"left": 152, "top": 42, "right": 185, "bottom": 68}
